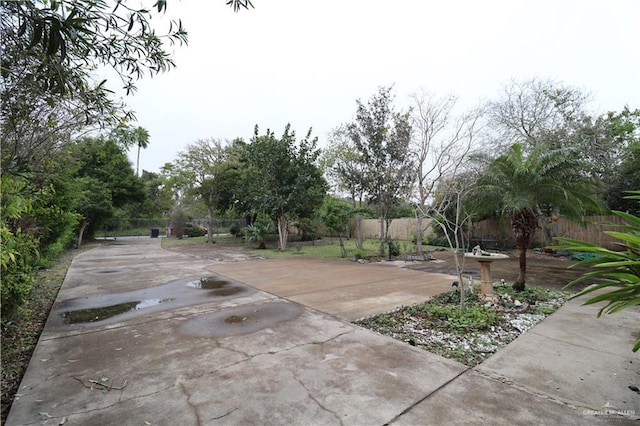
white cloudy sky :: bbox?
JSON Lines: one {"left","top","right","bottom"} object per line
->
{"left": 117, "top": 0, "right": 640, "bottom": 173}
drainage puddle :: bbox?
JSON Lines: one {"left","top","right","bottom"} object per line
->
{"left": 62, "top": 299, "right": 174, "bottom": 324}
{"left": 56, "top": 275, "right": 255, "bottom": 327}
{"left": 177, "top": 301, "right": 303, "bottom": 337}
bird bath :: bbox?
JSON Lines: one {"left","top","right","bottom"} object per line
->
{"left": 464, "top": 252, "right": 510, "bottom": 295}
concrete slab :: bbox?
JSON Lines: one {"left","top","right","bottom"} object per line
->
{"left": 393, "top": 370, "right": 585, "bottom": 426}
{"left": 6, "top": 239, "right": 466, "bottom": 426}
{"left": 477, "top": 295, "right": 640, "bottom": 416}
{"left": 208, "top": 258, "right": 456, "bottom": 320}
{"left": 7, "top": 238, "right": 640, "bottom": 425}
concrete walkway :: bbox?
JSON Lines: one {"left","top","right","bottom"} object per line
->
{"left": 6, "top": 238, "right": 639, "bottom": 425}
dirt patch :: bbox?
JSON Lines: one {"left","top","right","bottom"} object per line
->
{"left": 163, "top": 242, "right": 266, "bottom": 262}
{"left": 167, "top": 241, "right": 595, "bottom": 292}
{"left": 404, "top": 250, "right": 594, "bottom": 291}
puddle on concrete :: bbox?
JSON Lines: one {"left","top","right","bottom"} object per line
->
{"left": 187, "top": 277, "right": 231, "bottom": 289}
{"left": 178, "top": 301, "right": 303, "bottom": 337}
{"left": 56, "top": 274, "right": 254, "bottom": 327}
{"left": 61, "top": 299, "right": 174, "bottom": 324}
{"left": 211, "top": 287, "right": 244, "bottom": 297}
{"left": 87, "top": 268, "right": 133, "bottom": 276}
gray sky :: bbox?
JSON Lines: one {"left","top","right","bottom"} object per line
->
{"left": 118, "top": 0, "right": 640, "bottom": 173}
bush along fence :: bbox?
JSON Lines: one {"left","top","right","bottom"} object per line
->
{"left": 99, "top": 218, "right": 245, "bottom": 238}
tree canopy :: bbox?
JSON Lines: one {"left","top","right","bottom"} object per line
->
{"left": 244, "top": 124, "right": 327, "bottom": 251}
{"left": 473, "top": 143, "right": 604, "bottom": 290}
{"left": 347, "top": 86, "right": 414, "bottom": 256}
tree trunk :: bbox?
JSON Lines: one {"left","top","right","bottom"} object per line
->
{"left": 514, "top": 239, "right": 528, "bottom": 291}
{"left": 338, "top": 235, "right": 347, "bottom": 258}
{"left": 416, "top": 206, "right": 424, "bottom": 256}
{"left": 136, "top": 145, "right": 141, "bottom": 177}
{"left": 355, "top": 214, "right": 364, "bottom": 250}
{"left": 77, "top": 219, "right": 90, "bottom": 249}
{"left": 207, "top": 207, "right": 215, "bottom": 244}
{"left": 511, "top": 209, "right": 537, "bottom": 291}
{"left": 277, "top": 216, "right": 289, "bottom": 252}
{"left": 379, "top": 214, "right": 385, "bottom": 257}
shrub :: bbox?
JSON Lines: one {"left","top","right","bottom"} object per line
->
{"left": 245, "top": 216, "right": 274, "bottom": 249}
{"left": 353, "top": 249, "right": 367, "bottom": 260}
{"left": 387, "top": 239, "right": 401, "bottom": 258}
{"left": 554, "top": 191, "right": 640, "bottom": 352}
{"left": 186, "top": 226, "right": 205, "bottom": 238}
{"left": 229, "top": 222, "right": 244, "bottom": 237}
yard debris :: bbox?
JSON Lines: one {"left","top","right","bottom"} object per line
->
{"left": 74, "top": 377, "right": 128, "bottom": 392}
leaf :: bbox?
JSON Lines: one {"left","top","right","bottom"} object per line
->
{"left": 18, "top": 19, "right": 27, "bottom": 37}
{"left": 28, "top": 23, "right": 43, "bottom": 49}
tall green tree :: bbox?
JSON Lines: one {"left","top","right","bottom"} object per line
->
{"left": 319, "top": 198, "right": 353, "bottom": 258}
{"left": 347, "top": 86, "right": 415, "bottom": 256}
{"left": 245, "top": 124, "right": 327, "bottom": 251}
{"left": 474, "top": 143, "right": 604, "bottom": 291}
{"left": 172, "top": 138, "right": 241, "bottom": 243}
{"left": 70, "top": 136, "right": 145, "bottom": 242}
{"left": 321, "top": 126, "right": 369, "bottom": 249}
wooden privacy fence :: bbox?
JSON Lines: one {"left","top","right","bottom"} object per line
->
{"left": 357, "top": 215, "right": 626, "bottom": 249}
{"left": 469, "top": 215, "right": 627, "bottom": 250}
{"left": 358, "top": 218, "right": 433, "bottom": 241}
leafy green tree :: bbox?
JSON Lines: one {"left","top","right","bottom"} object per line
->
{"left": 245, "top": 124, "right": 327, "bottom": 251}
{"left": 585, "top": 108, "right": 640, "bottom": 213}
{"left": 110, "top": 126, "right": 150, "bottom": 177}
{"left": 555, "top": 191, "right": 640, "bottom": 352}
{"left": 171, "top": 138, "right": 241, "bottom": 243}
{"left": 0, "top": 173, "right": 39, "bottom": 318}
{"left": 321, "top": 126, "right": 369, "bottom": 249}
{"left": 169, "top": 207, "right": 188, "bottom": 240}
{"left": 319, "top": 198, "right": 353, "bottom": 258}
{"left": 474, "top": 143, "right": 604, "bottom": 291}
{"left": 136, "top": 171, "right": 173, "bottom": 218}
{"left": 70, "top": 136, "right": 145, "bottom": 241}
{"left": 347, "top": 86, "right": 415, "bottom": 256}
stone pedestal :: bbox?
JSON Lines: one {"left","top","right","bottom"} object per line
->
{"left": 464, "top": 253, "right": 510, "bottom": 295}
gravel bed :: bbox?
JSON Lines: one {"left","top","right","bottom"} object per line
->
{"left": 354, "top": 289, "right": 569, "bottom": 367}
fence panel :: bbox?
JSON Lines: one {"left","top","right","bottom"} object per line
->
{"left": 469, "top": 215, "right": 626, "bottom": 249}
{"left": 357, "top": 215, "right": 626, "bottom": 249}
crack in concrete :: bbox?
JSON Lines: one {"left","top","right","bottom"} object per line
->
{"left": 384, "top": 367, "right": 471, "bottom": 425}
{"left": 179, "top": 382, "right": 202, "bottom": 425}
{"left": 529, "top": 329, "right": 635, "bottom": 359}
{"left": 209, "top": 407, "right": 239, "bottom": 421}
{"left": 292, "top": 372, "right": 344, "bottom": 426}
{"left": 213, "top": 329, "right": 356, "bottom": 371}
{"left": 473, "top": 369, "right": 588, "bottom": 410}
{"left": 22, "top": 384, "right": 177, "bottom": 425}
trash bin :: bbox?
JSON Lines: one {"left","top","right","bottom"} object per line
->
{"left": 150, "top": 228, "right": 160, "bottom": 238}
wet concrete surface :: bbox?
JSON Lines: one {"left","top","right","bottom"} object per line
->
{"left": 6, "top": 238, "right": 639, "bottom": 425}
{"left": 50, "top": 275, "right": 255, "bottom": 330}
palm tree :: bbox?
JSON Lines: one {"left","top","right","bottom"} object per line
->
{"left": 133, "top": 127, "right": 150, "bottom": 177}
{"left": 475, "top": 143, "right": 604, "bottom": 291}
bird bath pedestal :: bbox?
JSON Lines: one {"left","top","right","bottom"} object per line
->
{"left": 464, "top": 253, "right": 510, "bottom": 295}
